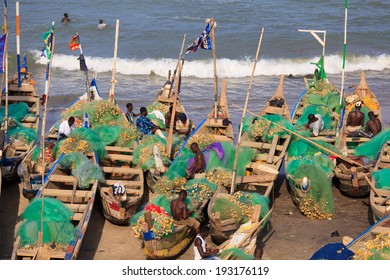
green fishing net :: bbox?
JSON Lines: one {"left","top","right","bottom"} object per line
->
{"left": 0, "top": 102, "right": 30, "bottom": 122}
{"left": 354, "top": 233, "right": 390, "bottom": 260}
{"left": 8, "top": 124, "right": 37, "bottom": 144}
{"left": 165, "top": 148, "right": 193, "bottom": 179}
{"left": 372, "top": 168, "right": 390, "bottom": 190}
{"left": 353, "top": 129, "right": 390, "bottom": 160}
{"left": 60, "top": 152, "right": 104, "bottom": 189}
{"left": 218, "top": 248, "right": 255, "bottom": 260}
{"left": 53, "top": 128, "right": 106, "bottom": 160}
{"left": 18, "top": 197, "right": 76, "bottom": 246}
{"left": 93, "top": 125, "right": 121, "bottom": 145}
{"left": 287, "top": 163, "right": 334, "bottom": 219}
{"left": 245, "top": 114, "right": 295, "bottom": 142}
{"left": 295, "top": 105, "right": 334, "bottom": 130}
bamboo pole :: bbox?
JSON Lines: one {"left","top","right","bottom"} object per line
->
{"left": 165, "top": 34, "right": 186, "bottom": 157}
{"left": 167, "top": 34, "right": 186, "bottom": 99}
{"left": 339, "top": 0, "right": 348, "bottom": 105}
{"left": 233, "top": 104, "right": 365, "bottom": 168}
{"left": 39, "top": 22, "right": 55, "bottom": 246}
{"left": 166, "top": 61, "right": 183, "bottom": 158}
{"left": 76, "top": 34, "right": 90, "bottom": 101}
{"left": 109, "top": 19, "right": 119, "bottom": 103}
{"left": 16, "top": 2, "right": 21, "bottom": 87}
{"left": 209, "top": 19, "right": 218, "bottom": 119}
{"left": 230, "top": 27, "right": 264, "bottom": 195}
{"left": 3, "top": 0, "right": 8, "bottom": 139}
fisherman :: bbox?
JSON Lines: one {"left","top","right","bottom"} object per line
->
{"left": 186, "top": 142, "right": 206, "bottom": 179}
{"left": 305, "top": 113, "right": 324, "bottom": 137}
{"left": 165, "top": 105, "right": 179, "bottom": 131}
{"left": 136, "top": 107, "right": 166, "bottom": 139}
{"left": 365, "top": 111, "right": 381, "bottom": 136}
{"left": 125, "top": 103, "right": 140, "bottom": 125}
{"left": 61, "top": 13, "right": 71, "bottom": 23}
{"left": 345, "top": 102, "right": 365, "bottom": 135}
{"left": 176, "top": 112, "right": 193, "bottom": 136}
{"left": 193, "top": 225, "right": 220, "bottom": 260}
{"left": 97, "top": 19, "right": 107, "bottom": 29}
{"left": 170, "top": 189, "right": 201, "bottom": 234}
{"left": 57, "top": 116, "right": 75, "bottom": 140}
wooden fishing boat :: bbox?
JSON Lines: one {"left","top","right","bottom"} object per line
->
{"left": 284, "top": 59, "right": 342, "bottom": 219}
{"left": 98, "top": 145, "right": 144, "bottom": 225}
{"left": 141, "top": 197, "right": 208, "bottom": 260}
{"left": 344, "top": 213, "right": 390, "bottom": 259}
{"left": 368, "top": 140, "right": 390, "bottom": 222}
{"left": 334, "top": 72, "right": 382, "bottom": 198}
{"left": 207, "top": 76, "right": 289, "bottom": 243}
{"left": 11, "top": 152, "right": 99, "bottom": 260}
{"left": 17, "top": 80, "right": 103, "bottom": 199}
{"left": 1, "top": 72, "right": 40, "bottom": 182}
{"left": 192, "top": 79, "right": 234, "bottom": 143}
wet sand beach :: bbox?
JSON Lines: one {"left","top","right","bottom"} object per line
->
{"left": 0, "top": 170, "right": 371, "bottom": 260}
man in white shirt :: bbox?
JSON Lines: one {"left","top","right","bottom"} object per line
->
{"left": 58, "top": 116, "right": 75, "bottom": 140}
{"left": 305, "top": 113, "right": 324, "bottom": 137}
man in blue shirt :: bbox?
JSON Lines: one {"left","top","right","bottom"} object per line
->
{"left": 136, "top": 107, "right": 164, "bottom": 136}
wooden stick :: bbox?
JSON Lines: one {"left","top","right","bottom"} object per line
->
{"left": 233, "top": 104, "right": 364, "bottom": 167}
{"left": 209, "top": 19, "right": 218, "bottom": 119}
{"left": 39, "top": 22, "right": 56, "bottom": 247}
{"left": 4, "top": 0, "right": 8, "bottom": 138}
{"left": 364, "top": 175, "right": 380, "bottom": 197}
{"left": 168, "top": 34, "right": 186, "bottom": 99}
{"left": 230, "top": 27, "right": 264, "bottom": 195}
{"left": 109, "top": 19, "right": 119, "bottom": 103}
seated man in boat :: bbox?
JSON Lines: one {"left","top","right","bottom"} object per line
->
{"left": 170, "top": 189, "right": 201, "bottom": 234}
{"left": 186, "top": 142, "right": 206, "bottom": 179}
{"left": 57, "top": 116, "right": 75, "bottom": 140}
{"left": 165, "top": 105, "right": 179, "bottom": 131}
{"left": 305, "top": 114, "right": 324, "bottom": 137}
{"left": 349, "top": 111, "right": 381, "bottom": 138}
{"left": 193, "top": 225, "right": 220, "bottom": 260}
{"left": 176, "top": 112, "right": 193, "bottom": 136}
{"left": 345, "top": 102, "right": 365, "bottom": 135}
{"left": 136, "top": 107, "right": 166, "bottom": 139}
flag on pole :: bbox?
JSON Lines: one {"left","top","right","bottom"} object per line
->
{"left": 311, "top": 55, "right": 327, "bottom": 80}
{"left": 0, "top": 34, "right": 7, "bottom": 73}
{"left": 42, "top": 26, "right": 54, "bottom": 59}
{"left": 69, "top": 34, "right": 80, "bottom": 51}
{"left": 185, "top": 22, "right": 213, "bottom": 54}
{"left": 21, "top": 53, "right": 28, "bottom": 73}
{"left": 77, "top": 54, "right": 88, "bottom": 71}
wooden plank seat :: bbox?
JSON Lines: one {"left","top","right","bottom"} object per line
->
{"left": 241, "top": 140, "right": 284, "bottom": 151}
{"left": 2, "top": 95, "right": 38, "bottom": 103}
{"left": 105, "top": 146, "right": 134, "bottom": 153}
{"left": 205, "top": 118, "right": 228, "bottom": 128}
{"left": 104, "top": 179, "right": 143, "bottom": 188}
{"left": 66, "top": 204, "right": 88, "bottom": 212}
{"left": 43, "top": 189, "right": 93, "bottom": 198}
{"left": 263, "top": 106, "right": 285, "bottom": 115}
{"left": 16, "top": 249, "right": 66, "bottom": 259}
{"left": 49, "top": 174, "right": 78, "bottom": 184}
{"left": 346, "top": 137, "right": 371, "bottom": 143}
{"left": 157, "top": 96, "right": 175, "bottom": 103}
{"left": 8, "top": 83, "right": 36, "bottom": 92}
{"left": 20, "top": 122, "right": 38, "bottom": 129}
{"left": 104, "top": 153, "right": 133, "bottom": 162}
{"left": 312, "top": 136, "right": 335, "bottom": 143}
{"left": 101, "top": 166, "right": 142, "bottom": 175}
{"left": 236, "top": 173, "right": 276, "bottom": 184}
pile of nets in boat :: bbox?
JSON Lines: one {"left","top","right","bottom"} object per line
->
{"left": 372, "top": 168, "right": 390, "bottom": 190}
{"left": 218, "top": 248, "right": 255, "bottom": 260}
{"left": 241, "top": 114, "right": 295, "bottom": 142}
{"left": 62, "top": 100, "right": 140, "bottom": 148}
{"left": 285, "top": 139, "right": 337, "bottom": 219}
{"left": 31, "top": 142, "right": 56, "bottom": 163}
{"left": 353, "top": 129, "right": 390, "bottom": 160}
{"left": 53, "top": 128, "right": 106, "bottom": 160}
{"left": 17, "top": 197, "right": 76, "bottom": 247}
{"left": 211, "top": 191, "right": 270, "bottom": 224}
{"left": 162, "top": 141, "right": 257, "bottom": 188}
{"left": 133, "top": 135, "right": 182, "bottom": 171}
{"left": 354, "top": 233, "right": 390, "bottom": 260}
{"left": 60, "top": 152, "right": 104, "bottom": 189}
{"left": 0, "top": 103, "right": 37, "bottom": 144}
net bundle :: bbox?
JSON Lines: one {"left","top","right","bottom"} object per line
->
{"left": 354, "top": 233, "right": 390, "bottom": 260}
{"left": 245, "top": 114, "right": 295, "bottom": 142}
{"left": 354, "top": 129, "right": 390, "bottom": 160}
{"left": 17, "top": 197, "right": 76, "bottom": 247}
{"left": 372, "top": 168, "right": 390, "bottom": 190}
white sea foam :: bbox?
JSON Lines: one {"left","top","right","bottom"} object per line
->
{"left": 31, "top": 50, "right": 390, "bottom": 78}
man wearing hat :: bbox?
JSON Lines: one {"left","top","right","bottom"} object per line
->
{"left": 345, "top": 101, "right": 365, "bottom": 135}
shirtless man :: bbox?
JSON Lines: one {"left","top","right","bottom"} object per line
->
{"left": 346, "top": 102, "right": 365, "bottom": 135}
{"left": 186, "top": 142, "right": 206, "bottom": 179}
{"left": 365, "top": 111, "right": 381, "bottom": 136}
{"left": 170, "top": 190, "right": 200, "bottom": 234}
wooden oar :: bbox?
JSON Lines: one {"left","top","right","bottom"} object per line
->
{"left": 233, "top": 104, "right": 365, "bottom": 168}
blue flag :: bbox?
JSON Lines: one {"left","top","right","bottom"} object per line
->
{"left": 21, "top": 53, "right": 28, "bottom": 72}
{"left": 0, "top": 34, "right": 7, "bottom": 73}
{"left": 185, "top": 22, "right": 213, "bottom": 54}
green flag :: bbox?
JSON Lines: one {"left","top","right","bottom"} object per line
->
{"left": 42, "top": 26, "right": 54, "bottom": 59}
{"left": 311, "top": 55, "right": 327, "bottom": 80}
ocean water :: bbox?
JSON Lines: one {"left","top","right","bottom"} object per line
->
{"left": 3, "top": 0, "right": 390, "bottom": 132}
